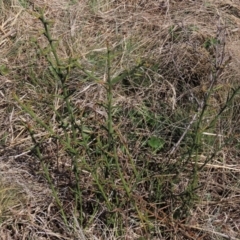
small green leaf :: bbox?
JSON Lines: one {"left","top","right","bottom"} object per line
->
{"left": 0, "top": 65, "right": 9, "bottom": 76}
{"left": 147, "top": 136, "right": 164, "bottom": 151}
{"left": 82, "top": 126, "right": 92, "bottom": 140}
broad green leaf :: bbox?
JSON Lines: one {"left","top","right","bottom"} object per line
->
{"left": 0, "top": 65, "right": 9, "bottom": 76}
{"left": 147, "top": 136, "right": 165, "bottom": 151}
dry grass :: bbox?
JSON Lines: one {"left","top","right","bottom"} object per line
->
{"left": 1, "top": 0, "right": 240, "bottom": 239}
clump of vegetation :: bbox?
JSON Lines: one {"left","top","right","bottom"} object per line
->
{"left": 1, "top": 0, "right": 240, "bottom": 239}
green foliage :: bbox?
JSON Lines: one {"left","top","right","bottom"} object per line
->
{"left": 147, "top": 136, "right": 165, "bottom": 152}
{"left": 203, "top": 37, "right": 220, "bottom": 50}
{"left": 17, "top": 0, "right": 29, "bottom": 8}
{"left": 13, "top": 8, "right": 240, "bottom": 238}
{"left": 0, "top": 64, "right": 9, "bottom": 76}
